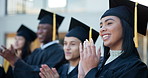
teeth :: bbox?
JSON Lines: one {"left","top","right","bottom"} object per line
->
{"left": 38, "top": 35, "right": 43, "bottom": 37}
{"left": 103, "top": 35, "right": 109, "bottom": 38}
{"left": 102, "top": 35, "right": 109, "bottom": 40}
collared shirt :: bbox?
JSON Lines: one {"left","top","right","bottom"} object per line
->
{"left": 105, "top": 50, "right": 123, "bottom": 65}
{"left": 40, "top": 40, "right": 59, "bottom": 50}
{"left": 68, "top": 65, "right": 75, "bottom": 74}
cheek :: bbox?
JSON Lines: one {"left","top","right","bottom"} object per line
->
{"left": 71, "top": 47, "right": 80, "bottom": 56}
{"left": 18, "top": 41, "right": 25, "bottom": 47}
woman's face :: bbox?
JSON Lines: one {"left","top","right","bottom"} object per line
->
{"left": 100, "top": 16, "right": 123, "bottom": 50}
{"left": 64, "top": 37, "right": 81, "bottom": 61}
{"left": 14, "top": 36, "right": 26, "bottom": 50}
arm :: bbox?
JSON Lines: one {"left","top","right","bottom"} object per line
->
{"left": 14, "top": 47, "right": 65, "bottom": 78}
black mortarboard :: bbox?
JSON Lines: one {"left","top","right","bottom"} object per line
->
{"left": 37, "top": 9, "right": 64, "bottom": 29}
{"left": 101, "top": 6, "right": 133, "bottom": 27}
{"left": 66, "top": 17, "right": 99, "bottom": 43}
{"left": 17, "top": 24, "right": 37, "bottom": 42}
{"left": 109, "top": 0, "right": 148, "bottom": 36}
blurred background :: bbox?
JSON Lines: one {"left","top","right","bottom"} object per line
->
{"left": 0, "top": 0, "right": 147, "bottom": 65}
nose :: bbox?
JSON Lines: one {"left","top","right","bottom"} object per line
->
{"left": 65, "top": 44, "right": 71, "bottom": 51}
{"left": 100, "top": 26, "right": 107, "bottom": 33}
{"left": 37, "top": 29, "right": 43, "bottom": 34}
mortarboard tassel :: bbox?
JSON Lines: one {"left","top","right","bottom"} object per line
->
{"left": 134, "top": 2, "right": 138, "bottom": 48}
{"left": 89, "top": 27, "right": 92, "bottom": 41}
{"left": 52, "top": 13, "right": 56, "bottom": 41}
{"left": 3, "top": 59, "right": 10, "bottom": 73}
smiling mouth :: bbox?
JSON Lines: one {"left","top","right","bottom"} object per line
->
{"left": 102, "top": 34, "right": 110, "bottom": 41}
{"left": 65, "top": 52, "right": 71, "bottom": 55}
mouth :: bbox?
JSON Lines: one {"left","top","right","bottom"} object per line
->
{"left": 65, "top": 52, "right": 71, "bottom": 55}
{"left": 38, "top": 35, "right": 44, "bottom": 39}
{"left": 101, "top": 33, "right": 111, "bottom": 41}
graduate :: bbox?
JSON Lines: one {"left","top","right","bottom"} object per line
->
{"left": 78, "top": 6, "right": 148, "bottom": 78}
{"left": 0, "top": 9, "right": 66, "bottom": 78}
{"left": 5, "top": 24, "right": 37, "bottom": 78}
{"left": 39, "top": 17, "right": 99, "bottom": 78}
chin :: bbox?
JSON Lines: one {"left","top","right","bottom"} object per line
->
{"left": 104, "top": 42, "right": 111, "bottom": 47}
{"left": 65, "top": 56, "right": 71, "bottom": 60}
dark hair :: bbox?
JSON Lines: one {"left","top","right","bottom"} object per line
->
{"left": 120, "top": 19, "right": 140, "bottom": 58}
{"left": 21, "top": 40, "right": 31, "bottom": 60}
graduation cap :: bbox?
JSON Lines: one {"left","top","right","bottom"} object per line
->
{"left": 17, "top": 24, "right": 37, "bottom": 42}
{"left": 66, "top": 17, "right": 99, "bottom": 43}
{"left": 38, "top": 9, "right": 65, "bottom": 41}
{"left": 108, "top": 0, "right": 148, "bottom": 47}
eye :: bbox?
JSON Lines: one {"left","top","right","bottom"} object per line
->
{"left": 63, "top": 42, "right": 67, "bottom": 45}
{"left": 71, "top": 43, "right": 75, "bottom": 45}
{"left": 107, "top": 22, "right": 113, "bottom": 25}
{"left": 100, "top": 26, "right": 103, "bottom": 28}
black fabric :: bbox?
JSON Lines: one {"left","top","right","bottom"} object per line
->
{"left": 13, "top": 43, "right": 66, "bottom": 78}
{"left": 85, "top": 50, "right": 148, "bottom": 78}
{"left": 66, "top": 17, "right": 99, "bottom": 43}
{"left": 5, "top": 66, "right": 14, "bottom": 78}
{"left": 101, "top": 6, "right": 133, "bottom": 27}
{"left": 17, "top": 24, "right": 37, "bottom": 42}
{"left": 0, "top": 67, "right": 5, "bottom": 78}
{"left": 58, "top": 63, "right": 78, "bottom": 78}
{"left": 38, "top": 9, "right": 64, "bottom": 29}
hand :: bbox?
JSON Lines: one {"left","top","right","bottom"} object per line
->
{"left": 79, "top": 38, "right": 101, "bottom": 75}
{"left": 39, "top": 64, "right": 59, "bottom": 78}
{"left": 78, "top": 43, "right": 85, "bottom": 78}
{"left": 0, "top": 45, "right": 18, "bottom": 67}
{"left": 78, "top": 62, "right": 85, "bottom": 78}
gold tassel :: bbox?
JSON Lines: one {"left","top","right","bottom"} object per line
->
{"left": 89, "top": 27, "right": 92, "bottom": 41}
{"left": 134, "top": 2, "right": 138, "bottom": 48}
{"left": 52, "top": 13, "right": 56, "bottom": 41}
{"left": 3, "top": 59, "right": 10, "bottom": 73}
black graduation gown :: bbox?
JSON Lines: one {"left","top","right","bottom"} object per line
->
{"left": 13, "top": 43, "right": 65, "bottom": 78}
{"left": 58, "top": 63, "right": 78, "bottom": 78}
{"left": 85, "top": 51, "right": 148, "bottom": 78}
{"left": 5, "top": 66, "right": 14, "bottom": 78}
{"left": 0, "top": 67, "right": 5, "bottom": 78}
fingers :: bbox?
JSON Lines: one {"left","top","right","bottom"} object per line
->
{"left": 39, "top": 72, "right": 46, "bottom": 78}
{"left": 40, "top": 64, "right": 52, "bottom": 78}
{"left": 0, "top": 48, "right": 2, "bottom": 52}
{"left": 90, "top": 38, "right": 96, "bottom": 55}
{"left": 52, "top": 68, "right": 60, "bottom": 78}
{"left": 79, "top": 43, "right": 83, "bottom": 61}
{"left": 97, "top": 47, "right": 101, "bottom": 60}
{"left": 10, "top": 44, "right": 17, "bottom": 54}
{"left": 51, "top": 68, "right": 58, "bottom": 75}
{"left": 83, "top": 41, "right": 87, "bottom": 56}
{"left": 1, "top": 45, "right": 7, "bottom": 50}
{"left": 86, "top": 40, "right": 92, "bottom": 55}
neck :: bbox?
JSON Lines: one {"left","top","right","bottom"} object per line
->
{"left": 43, "top": 41, "right": 52, "bottom": 45}
{"left": 17, "top": 49, "right": 22, "bottom": 52}
{"left": 110, "top": 40, "right": 123, "bottom": 50}
{"left": 69, "top": 58, "right": 80, "bottom": 67}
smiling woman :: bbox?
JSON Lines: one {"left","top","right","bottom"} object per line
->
{"left": 78, "top": 6, "right": 148, "bottom": 78}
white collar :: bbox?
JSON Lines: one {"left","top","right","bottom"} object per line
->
{"left": 110, "top": 50, "right": 123, "bottom": 57}
{"left": 68, "top": 65, "right": 75, "bottom": 74}
{"left": 40, "top": 40, "right": 59, "bottom": 50}
{"left": 105, "top": 50, "right": 123, "bottom": 65}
